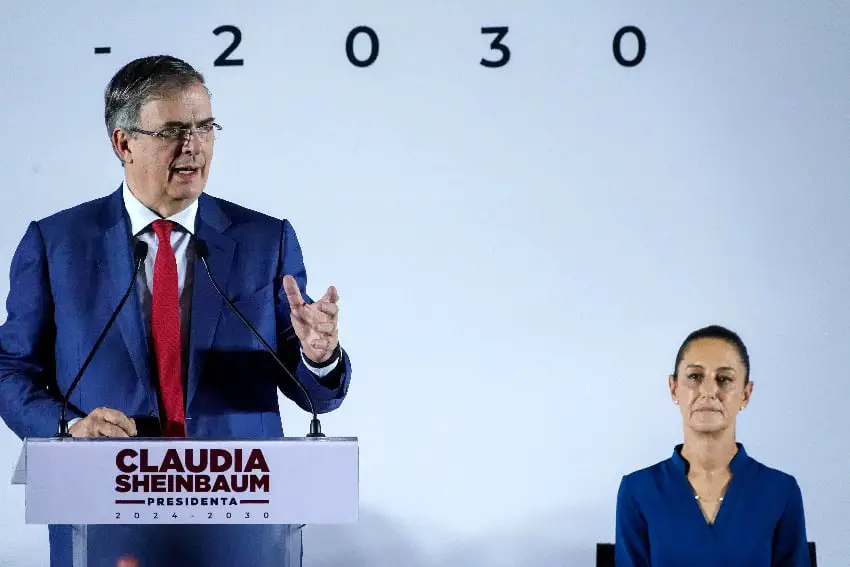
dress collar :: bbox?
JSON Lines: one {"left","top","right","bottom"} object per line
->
{"left": 671, "top": 442, "right": 749, "bottom": 475}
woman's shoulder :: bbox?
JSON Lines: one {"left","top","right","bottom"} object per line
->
{"left": 744, "top": 451, "right": 802, "bottom": 492}
{"left": 618, "top": 454, "right": 675, "bottom": 493}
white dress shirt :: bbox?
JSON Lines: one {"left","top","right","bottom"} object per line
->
{"left": 121, "top": 181, "right": 338, "bottom": 377}
{"left": 124, "top": 181, "right": 197, "bottom": 363}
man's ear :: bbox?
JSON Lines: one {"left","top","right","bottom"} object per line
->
{"left": 111, "top": 128, "right": 133, "bottom": 164}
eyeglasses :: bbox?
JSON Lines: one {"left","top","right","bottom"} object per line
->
{"left": 128, "top": 122, "right": 222, "bottom": 143}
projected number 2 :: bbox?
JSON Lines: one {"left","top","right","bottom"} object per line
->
{"left": 202, "top": 25, "right": 647, "bottom": 68}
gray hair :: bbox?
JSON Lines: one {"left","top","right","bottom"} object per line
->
{"left": 104, "top": 55, "right": 209, "bottom": 160}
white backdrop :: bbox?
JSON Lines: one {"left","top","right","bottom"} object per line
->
{"left": 1, "top": 1, "right": 848, "bottom": 565}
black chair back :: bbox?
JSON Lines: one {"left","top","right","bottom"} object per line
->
{"left": 595, "top": 543, "right": 613, "bottom": 567}
{"left": 596, "top": 542, "right": 817, "bottom": 566}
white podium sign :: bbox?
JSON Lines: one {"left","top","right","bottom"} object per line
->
{"left": 12, "top": 437, "right": 358, "bottom": 525}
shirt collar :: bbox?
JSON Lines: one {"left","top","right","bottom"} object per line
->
{"left": 671, "top": 442, "right": 749, "bottom": 475}
{"left": 122, "top": 179, "right": 198, "bottom": 236}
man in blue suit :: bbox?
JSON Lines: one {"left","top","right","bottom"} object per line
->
{"left": 0, "top": 55, "right": 352, "bottom": 566}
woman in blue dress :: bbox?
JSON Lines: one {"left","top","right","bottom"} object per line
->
{"left": 615, "top": 325, "right": 810, "bottom": 567}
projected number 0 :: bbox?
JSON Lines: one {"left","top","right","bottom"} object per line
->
{"left": 208, "top": 25, "right": 645, "bottom": 68}
{"left": 346, "top": 26, "right": 379, "bottom": 67}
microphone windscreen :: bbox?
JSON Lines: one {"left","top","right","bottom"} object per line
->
{"left": 133, "top": 240, "right": 148, "bottom": 261}
{"left": 194, "top": 238, "right": 209, "bottom": 260}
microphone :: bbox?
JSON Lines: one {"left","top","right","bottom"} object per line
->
{"left": 58, "top": 240, "right": 149, "bottom": 437}
{"left": 193, "top": 239, "right": 326, "bottom": 438}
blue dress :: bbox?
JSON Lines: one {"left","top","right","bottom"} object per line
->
{"left": 615, "top": 443, "right": 809, "bottom": 567}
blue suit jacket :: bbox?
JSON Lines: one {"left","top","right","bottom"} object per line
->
{"left": 0, "top": 186, "right": 352, "bottom": 566}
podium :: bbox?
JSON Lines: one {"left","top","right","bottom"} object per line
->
{"left": 12, "top": 436, "right": 358, "bottom": 567}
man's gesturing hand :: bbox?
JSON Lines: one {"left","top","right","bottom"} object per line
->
{"left": 283, "top": 275, "right": 339, "bottom": 364}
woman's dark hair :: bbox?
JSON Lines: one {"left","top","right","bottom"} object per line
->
{"left": 672, "top": 325, "right": 750, "bottom": 383}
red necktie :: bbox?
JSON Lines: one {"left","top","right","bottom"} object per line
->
{"left": 151, "top": 220, "right": 186, "bottom": 437}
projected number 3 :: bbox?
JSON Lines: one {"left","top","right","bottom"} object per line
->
{"left": 197, "top": 24, "right": 647, "bottom": 69}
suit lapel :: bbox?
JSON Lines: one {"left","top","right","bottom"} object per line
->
{"left": 186, "top": 194, "right": 235, "bottom": 407}
{"left": 97, "top": 188, "right": 157, "bottom": 409}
